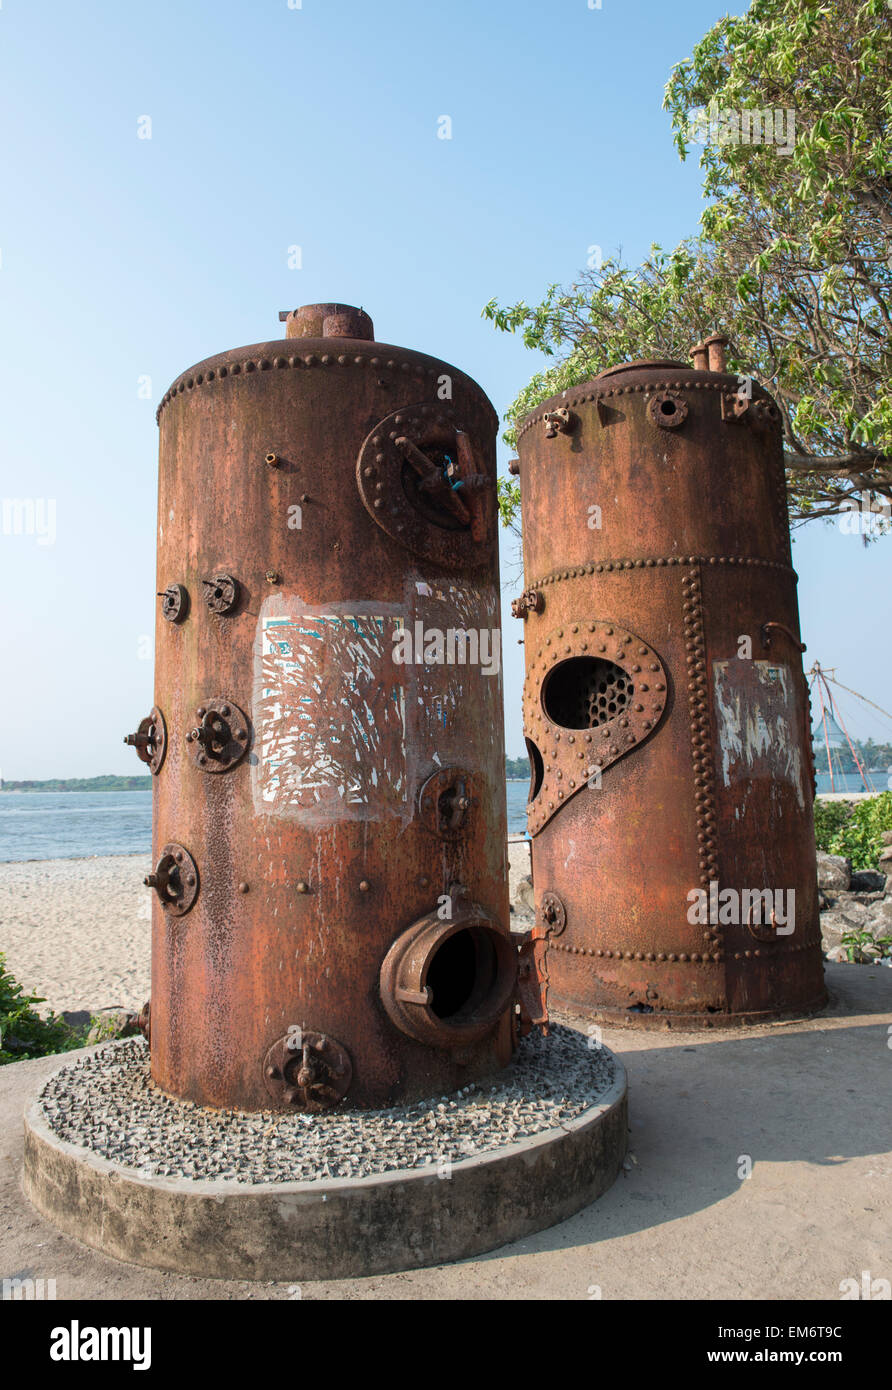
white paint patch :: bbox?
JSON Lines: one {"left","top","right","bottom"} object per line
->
{"left": 713, "top": 660, "right": 806, "bottom": 810}
{"left": 255, "top": 606, "right": 407, "bottom": 818}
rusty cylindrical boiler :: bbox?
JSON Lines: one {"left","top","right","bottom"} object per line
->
{"left": 513, "top": 339, "right": 827, "bottom": 1027}
{"left": 129, "top": 303, "right": 517, "bottom": 1110}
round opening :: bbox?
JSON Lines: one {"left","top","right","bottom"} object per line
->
{"left": 426, "top": 926, "right": 499, "bottom": 1021}
{"left": 542, "top": 657, "right": 633, "bottom": 729}
{"left": 660, "top": 399, "right": 677, "bottom": 416}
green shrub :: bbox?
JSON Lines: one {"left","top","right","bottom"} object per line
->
{"left": 0, "top": 952, "right": 87, "bottom": 1064}
{"left": 813, "top": 799, "right": 854, "bottom": 853}
{"left": 818, "top": 791, "right": 892, "bottom": 872}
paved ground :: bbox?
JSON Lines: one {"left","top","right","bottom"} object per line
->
{"left": 2, "top": 962, "right": 889, "bottom": 1301}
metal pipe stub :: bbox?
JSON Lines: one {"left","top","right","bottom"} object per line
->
{"left": 380, "top": 890, "right": 518, "bottom": 1050}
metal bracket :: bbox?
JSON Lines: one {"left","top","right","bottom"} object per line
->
{"left": 760, "top": 622, "right": 806, "bottom": 653}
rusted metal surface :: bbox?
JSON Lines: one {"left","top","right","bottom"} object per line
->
{"left": 144, "top": 304, "right": 513, "bottom": 1110}
{"left": 515, "top": 353, "right": 826, "bottom": 1028}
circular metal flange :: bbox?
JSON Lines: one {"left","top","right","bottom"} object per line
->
{"left": 539, "top": 890, "right": 567, "bottom": 937}
{"left": 185, "top": 697, "right": 250, "bottom": 773}
{"left": 124, "top": 707, "right": 167, "bottom": 775}
{"left": 356, "top": 403, "right": 490, "bottom": 568}
{"left": 145, "top": 843, "right": 199, "bottom": 916}
{"left": 523, "top": 620, "right": 669, "bottom": 837}
{"left": 202, "top": 573, "right": 239, "bottom": 615}
{"left": 418, "top": 767, "right": 477, "bottom": 839}
{"left": 159, "top": 583, "right": 188, "bottom": 623}
{"left": 262, "top": 1030, "right": 353, "bottom": 1112}
{"left": 379, "top": 895, "right": 518, "bottom": 1050}
{"left": 647, "top": 392, "right": 688, "bottom": 429}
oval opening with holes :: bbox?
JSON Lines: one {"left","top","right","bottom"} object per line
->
{"left": 542, "top": 657, "right": 633, "bottom": 730}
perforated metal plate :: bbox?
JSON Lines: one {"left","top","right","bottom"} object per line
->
{"left": 522, "top": 619, "right": 669, "bottom": 835}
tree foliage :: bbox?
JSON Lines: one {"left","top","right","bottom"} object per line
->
{"left": 486, "top": 0, "right": 892, "bottom": 529}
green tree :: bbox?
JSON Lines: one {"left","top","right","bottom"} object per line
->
{"left": 487, "top": 0, "right": 892, "bottom": 531}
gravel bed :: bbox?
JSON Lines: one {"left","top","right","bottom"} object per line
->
{"left": 38, "top": 1026, "right": 616, "bottom": 1184}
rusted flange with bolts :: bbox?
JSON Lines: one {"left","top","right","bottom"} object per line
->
{"left": 543, "top": 408, "right": 576, "bottom": 438}
{"left": 158, "top": 583, "right": 188, "bottom": 623}
{"left": 123, "top": 707, "right": 167, "bottom": 775}
{"left": 185, "top": 697, "right": 250, "bottom": 773}
{"left": 647, "top": 392, "right": 688, "bottom": 429}
{"left": 356, "top": 403, "right": 493, "bottom": 568}
{"left": 262, "top": 1030, "right": 353, "bottom": 1111}
{"left": 539, "top": 890, "right": 567, "bottom": 937}
{"left": 144, "top": 843, "right": 199, "bottom": 916}
{"left": 511, "top": 589, "right": 544, "bottom": 620}
{"left": 202, "top": 573, "right": 239, "bottom": 615}
{"left": 418, "top": 767, "right": 476, "bottom": 838}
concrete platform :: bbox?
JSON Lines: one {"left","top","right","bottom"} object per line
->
{"left": 21, "top": 1050, "right": 627, "bottom": 1282}
{"left": 2, "top": 962, "right": 890, "bottom": 1300}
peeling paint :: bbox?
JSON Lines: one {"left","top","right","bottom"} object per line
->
{"left": 713, "top": 660, "right": 805, "bottom": 810}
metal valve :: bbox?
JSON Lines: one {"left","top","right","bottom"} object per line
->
{"left": 185, "top": 698, "right": 250, "bottom": 773}
{"left": 123, "top": 707, "right": 167, "bottom": 775}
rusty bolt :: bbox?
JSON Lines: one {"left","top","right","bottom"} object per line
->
{"left": 265, "top": 570, "right": 280, "bottom": 584}
{"left": 359, "top": 880, "right": 371, "bottom": 892}
{"left": 508, "top": 459, "right": 520, "bottom": 475}
{"left": 296, "top": 880, "right": 309, "bottom": 894}
{"left": 265, "top": 452, "right": 280, "bottom": 467}
{"left": 238, "top": 882, "right": 249, "bottom": 894}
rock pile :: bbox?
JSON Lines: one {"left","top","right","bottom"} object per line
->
{"left": 818, "top": 831, "right": 892, "bottom": 962}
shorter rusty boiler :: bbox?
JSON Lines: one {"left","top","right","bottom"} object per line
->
{"left": 513, "top": 336, "right": 827, "bottom": 1027}
{"left": 128, "top": 303, "right": 523, "bottom": 1111}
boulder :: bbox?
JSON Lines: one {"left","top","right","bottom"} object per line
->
{"left": 816, "top": 852, "right": 850, "bottom": 893}
{"left": 849, "top": 869, "right": 887, "bottom": 893}
{"left": 881, "top": 830, "right": 892, "bottom": 847}
{"left": 819, "top": 910, "right": 853, "bottom": 951}
{"left": 514, "top": 874, "right": 535, "bottom": 914}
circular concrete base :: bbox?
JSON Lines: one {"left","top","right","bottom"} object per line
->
{"left": 23, "top": 1053, "right": 627, "bottom": 1281}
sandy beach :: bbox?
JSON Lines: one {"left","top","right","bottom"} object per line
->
{"left": 0, "top": 855, "right": 152, "bottom": 1016}
{"left": 0, "top": 843, "right": 534, "bottom": 1020}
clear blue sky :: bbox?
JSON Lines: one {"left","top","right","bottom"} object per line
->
{"left": 1, "top": 0, "right": 889, "bottom": 779}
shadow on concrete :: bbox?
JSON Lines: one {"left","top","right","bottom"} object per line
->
{"left": 474, "top": 963, "right": 892, "bottom": 1261}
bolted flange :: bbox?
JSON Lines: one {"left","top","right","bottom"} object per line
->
{"left": 158, "top": 583, "right": 188, "bottom": 623}
{"left": 262, "top": 1030, "right": 353, "bottom": 1111}
{"left": 144, "top": 843, "right": 199, "bottom": 916}
{"left": 418, "top": 767, "right": 477, "bottom": 838}
{"left": 202, "top": 573, "right": 239, "bottom": 615}
{"left": 123, "top": 707, "right": 167, "bottom": 775}
{"left": 185, "top": 697, "right": 250, "bottom": 773}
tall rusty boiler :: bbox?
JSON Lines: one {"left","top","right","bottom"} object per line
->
{"left": 127, "top": 303, "right": 517, "bottom": 1110}
{"left": 512, "top": 336, "right": 827, "bottom": 1027}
